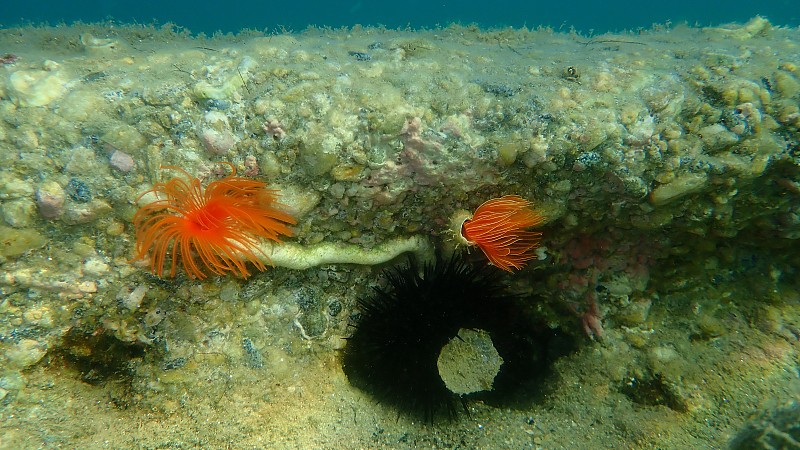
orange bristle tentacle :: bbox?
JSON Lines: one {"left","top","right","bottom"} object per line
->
{"left": 460, "top": 195, "right": 544, "bottom": 272}
{"left": 132, "top": 164, "right": 296, "bottom": 279}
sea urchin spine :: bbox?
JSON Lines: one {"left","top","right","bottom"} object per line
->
{"left": 342, "top": 252, "right": 577, "bottom": 422}
{"left": 343, "top": 254, "right": 512, "bottom": 421}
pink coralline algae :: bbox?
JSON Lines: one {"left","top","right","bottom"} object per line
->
{"left": 244, "top": 155, "right": 259, "bottom": 176}
{"left": 560, "top": 234, "right": 652, "bottom": 283}
{"left": 397, "top": 119, "right": 438, "bottom": 183}
{"left": 36, "top": 181, "right": 66, "bottom": 219}
{"left": 262, "top": 119, "right": 286, "bottom": 140}
{"left": 581, "top": 292, "right": 604, "bottom": 340}
{"left": 365, "top": 116, "right": 497, "bottom": 194}
{"left": 556, "top": 232, "right": 656, "bottom": 339}
{"left": 400, "top": 117, "right": 429, "bottom": 153}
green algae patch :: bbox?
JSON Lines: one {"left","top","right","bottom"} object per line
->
{"left": 0, "top": 225, "right": 46, "bottom": 257}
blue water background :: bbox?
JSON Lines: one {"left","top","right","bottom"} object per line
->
{"left": 2, "top": 1, "right": 799, "bottom": 34}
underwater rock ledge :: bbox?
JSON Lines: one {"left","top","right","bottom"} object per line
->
{"left": 0, "top": 16, "right": 798, "bottom": 449}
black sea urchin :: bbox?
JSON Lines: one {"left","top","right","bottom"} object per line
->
{"left": 342, "top": 253, "right": 574, "bottom": 421}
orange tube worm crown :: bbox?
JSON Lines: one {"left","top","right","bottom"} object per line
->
{"left": 132, "top": 164, "right": 296, "bottom": 279}
{"left": 451, "top": 195, "right": 544, "bottom": 272}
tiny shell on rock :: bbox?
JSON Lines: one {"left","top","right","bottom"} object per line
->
{"left": 198, "top": 111, "right": 237, "bottom": 155}
{"left": 650, "top": 173, "right": 708, "bottom": 206}
{"left": 109, "top": 150, "right": 136, "bottom": 172}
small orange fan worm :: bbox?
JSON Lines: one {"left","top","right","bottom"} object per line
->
{"left": 132, "top": 164, "right": 296, "bottom": 279}
{"left": 455, "top": 195, "right": 544, "bottom": 272}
